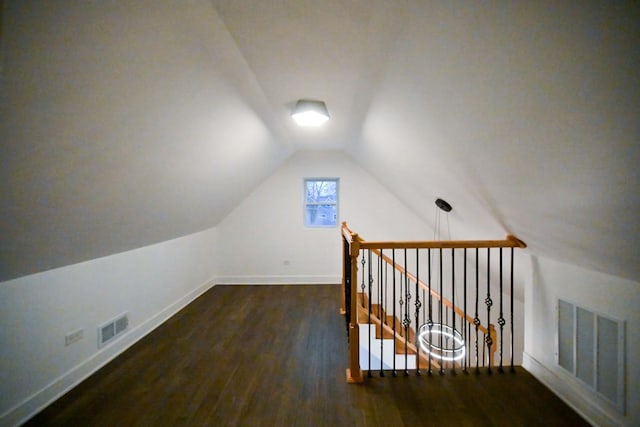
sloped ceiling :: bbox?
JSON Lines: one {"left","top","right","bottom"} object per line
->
{"left": 1, "top": 1, "right": 638, "bottom": 282}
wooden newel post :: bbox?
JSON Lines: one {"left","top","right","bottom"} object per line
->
{"left": 346, "top": 233, "right": 363, "bottom": 383}
{"left": 340, "top": 225, "right": 347, "bottom": 315}
{"left": 488, "top": 323, "right": 497, "bottom": 367}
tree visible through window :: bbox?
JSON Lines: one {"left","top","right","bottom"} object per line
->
{"left": 304, "top": 178, "right": 338, "bottom": 227}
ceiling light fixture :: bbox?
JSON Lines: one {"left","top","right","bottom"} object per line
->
{"left": 291, "top": 99, "right": 330, "bottom": 127}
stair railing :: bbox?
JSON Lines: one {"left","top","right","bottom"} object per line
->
{"left": 341, "top": 222, "right": 526, "bottom": 383}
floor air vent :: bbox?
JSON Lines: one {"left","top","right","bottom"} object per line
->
{"left": 98, "top": 313, "right": 129, "bottom": 348}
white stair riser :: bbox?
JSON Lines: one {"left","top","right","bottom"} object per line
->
{"left": 359, "top": 324, "right": 416, "bottom": 370}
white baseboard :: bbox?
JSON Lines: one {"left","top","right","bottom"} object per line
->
{"left": 523, "top": 352, "right": 625, "bottom": 427}
{"left": 214, "top": 275, "right": 341, "bottom": 285}
{"left": 2, "top": 279, "right": 216, "bottom": 427}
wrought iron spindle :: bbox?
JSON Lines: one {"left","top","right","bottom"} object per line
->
{"left": 467, "top": 322, "right": 471, "bottom": 371}
{"left": 474, "top": 248, "right": 480, "bottom": 373}
{"left": 451, "top": 248, "right": 456, "bottom": 374}
{"left": 485, "top": 248, "right": 492, "bottom": 374}
{"left": 343, "top": 237, "right": 351, "bottom": 340}
{"left": 392, "top": 249, "right": 397, "bottom": 376}
{"left": 510, "top": 247, "right": 515, "bottom": 373}
{"left": 379, "top": 250, "right": 384, "bottom": 377}
{"left": 403, "top": 249, "right": 410, "bottom": 375}
{"left": 368, "top": 249, "right": 372, "bottom": 377}
{"left": 415, "top": 249, "right": 421, "bottom": 375}
{"left": 463, "top": 248, "right": 468, "bottom": 374}
{"left": 428, "top": 248, "right": 433, "bottom": 375}
{"left": 439, "top": 248, "right": 444, "bottom": 375}
{"left": 360, "top": 252, "right": 366, "bottom": 305}
{"left": 498, "top": 248, "right": 505, "bottom": 373}
{"left": 482, "top": 335, "right": 486, "bottom": 366}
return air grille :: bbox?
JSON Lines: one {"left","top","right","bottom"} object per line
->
{"left": 557, "top": 300, "right": 625, "bottom": 414}
{"left": 98, "top": 313, "right": 129, "bottom": 348}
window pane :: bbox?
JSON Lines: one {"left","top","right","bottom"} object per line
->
{"left": 305, "top": 180, "right": 337, "bottom": 203}
{"left": 304, "top": 179, "right": 338, "bottom": 227}
{"left": 305, "top": 204, "right": 337, "bottom": 227}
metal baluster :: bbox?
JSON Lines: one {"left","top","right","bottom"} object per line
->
{"left": 361, "top": 251, "right": 366, "bottom": 307}
{"left": 474, "top": 248, "right": 480, "bottom": 374}
{"left": 428, "top": 248, "right": 433, "bottom": 375}
{"left": 392, "top": 249, "right": 397, "bottom": 377}
{"left": 498, "top": 248, "right": 505, "bottom": 373}
{"left": 421, "top": 247, "right": 426, "bottom": 327}
{"left": 368, "top": 249, "right": 372, "bottom": 377}
{"left": 510, "top": 247, "right": 515, "bottom": 373}
{"left": 463, "top": 248, "right": 468, "bottom": 374}
{"left": 403, "top": 249, "right": 410, "bottom": 375}
{"left": 415, "top": 249, "right": 421, "bottom": 375}
{"left": 482, "top": 335, "right": 486, "bottom": 366}
{"left": 486, "top": 248, "right": 493, "bottom": 374}
{"left": 451, "top": 249, "right": 456, "bottom": 374}
{"left": 467, "top": 322, "right": 471, "bottom": 372}
{"left": 379, "top": 250, "right": 384, "bottom": 377}
{"left": 439, "top": 248, "right": 444, "bottom": 375}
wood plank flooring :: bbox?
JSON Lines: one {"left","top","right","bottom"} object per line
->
{"left": 25, "top": 285, "right": 588, "bottom": 426}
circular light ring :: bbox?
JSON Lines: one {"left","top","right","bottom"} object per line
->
{"left": 418, "top": 323, "right": 466, "bottom": 361}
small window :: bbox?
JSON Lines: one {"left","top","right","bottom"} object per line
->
{"left": 304, "top": 178, "right": 338, "bottom": 227}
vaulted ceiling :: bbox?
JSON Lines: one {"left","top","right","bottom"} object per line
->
{"left": 1, "top": 1, "right": 638, "bottom": 282}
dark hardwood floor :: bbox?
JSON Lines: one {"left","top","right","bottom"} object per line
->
{"left": 26, "top": 285, "right": 588, "bottom": 426}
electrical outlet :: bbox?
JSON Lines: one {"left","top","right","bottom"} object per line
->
{"left": 65, "top": 329, "right": 84, "bottom": 346}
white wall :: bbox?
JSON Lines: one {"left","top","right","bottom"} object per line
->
{"left": 0, "top": 227, "right": 217, "bottom": 426}
{"left": 523, "top": 255, "right": 639, "bottom": 427}
{"left": 215, "top": 150, "right": 433, "bottom": 284}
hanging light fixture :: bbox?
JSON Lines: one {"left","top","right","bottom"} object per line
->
{"left": 291, "top": 99, "right": 330, "bottom": 127}
{"left": 417, "top": 198, "right": 467, "bottom": 363}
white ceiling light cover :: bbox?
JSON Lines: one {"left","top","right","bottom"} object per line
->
{"left": 291, "top": 100, "right": 330, "bottom": 127}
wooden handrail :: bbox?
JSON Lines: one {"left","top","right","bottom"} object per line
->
{"left": 343, "top": 221, "right": 526, "bottom": 250}
{"left": 360, "top": 237, "right": 526, "bottom": 250}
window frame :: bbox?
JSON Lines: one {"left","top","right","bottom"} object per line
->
{"left": 303, "top": 178, "right": 339, "bottom": 228}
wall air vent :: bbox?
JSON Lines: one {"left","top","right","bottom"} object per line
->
{"left": 558, "top": 300, "right": 625, "bottom": 414}
{"left": 98, "top": 313, "right": 129, "bottom": 348}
